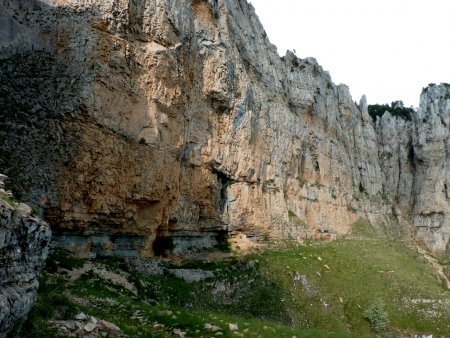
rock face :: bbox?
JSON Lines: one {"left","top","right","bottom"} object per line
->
{"left": 0, "top": 0, "right": 449, "bottom": 256}
{"left": 410, "top": 85, "right": 450, "bottom": 253}
{"left": 375, "top": 84, "right": 450, "bottom": 254}
{"left": 0, "top": 194, "right": 51, "bottom": 337}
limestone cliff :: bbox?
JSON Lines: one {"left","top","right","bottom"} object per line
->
{"left": 0, "top": 0, "right": 449, "bottom": 256}
{"left": 411, "top": 85, "right": 450, "bottom": 254}
{"left": 0, "top": 188, "right": 51, "bottom": 337}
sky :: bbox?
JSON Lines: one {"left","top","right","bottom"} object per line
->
{"left": 249, "top": 0, "right": 450, "bottom": 108}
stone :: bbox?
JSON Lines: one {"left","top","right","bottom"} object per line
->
{"left": 169, "top": 269, "right": 215, "bottom": 283}
{"left": 173, "top": 328, "right": 187, "bottom": 337}
{"left": 229, "top": 323, "right": 239, "bottom": 331}
{"left": 205, "top": 323, "right": 222, "bottom": 332}
{"left": 158, "top": 310, "right": 173, "bottom": 316}
{"left": 98, "top": 319, "right": 121, "bottom": 332}
{"left": 75, "top": 312, "right": 87, "bottom": 320}
{"left": 17, "top": 203, "right": 32, "bottom": 216}
{"left": 64, "top": 321, "right": 77, "bottom": 331}
{"left": 83, "top": 322, "right": 97, "bottom": 332}
{"left": 129, "top": 259, "right": 165, "bottom": 276}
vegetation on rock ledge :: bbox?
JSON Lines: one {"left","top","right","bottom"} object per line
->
{"left": 368, "top": 101, "right": 415, "bottom": 122}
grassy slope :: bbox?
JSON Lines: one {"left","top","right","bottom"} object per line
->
{"left": 11, "top": 221, "right": 450, "bottom": 338}
{"left": 255, "top": 238, "right": 450, "bottom": 336}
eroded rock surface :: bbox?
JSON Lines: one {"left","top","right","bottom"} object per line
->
{"left": 375, "top": 84, "right": 450, "bottom": 254}
{"left": 0, "top": 192, "right": 51, "bottom": 337}
{"left": 411, "top": 85, "right": 450, "bottom": 253}
{"left": 0, "top": 0, "right": 449, "bottom": 256}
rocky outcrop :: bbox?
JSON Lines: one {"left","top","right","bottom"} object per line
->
{"left": 0, "top": 0, "right": 448, "bottom": 256}
{"left": 376, "top": 112, "right": 415, "bottom": 231}
{"left": 375, "top": 84, "right": 450, "bottom": 254}
{"left": 0, "top": 180, "right": 51, "bottom": 337}
{"left": 410, "top": 84, "right": 450, "bottom": 254}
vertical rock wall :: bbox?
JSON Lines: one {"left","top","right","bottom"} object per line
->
{"left": 411, "top": 85, "right": 450, "bottom": 254}
{"left": 375, "top": 84, "right": 450, "bottom": 254}
{"left": 0, "top": 0, "right": 449, "bottom": 256}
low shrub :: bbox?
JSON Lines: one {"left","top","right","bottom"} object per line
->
{"left": 363, "top": 298, "right": 389, "bottom": 332}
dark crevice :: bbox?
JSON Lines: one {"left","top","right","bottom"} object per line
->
{"left": 407, "top": 145, "right": 415, "bottom": 163}
{"left": 212, "top": 169, "right": 234, "bottom": 213}
{"left": 313, "top": 159, "right": 320, "bottom": 172}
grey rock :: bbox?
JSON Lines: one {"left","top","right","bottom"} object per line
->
{"left": 17, "top": 203, "right": 32, "bottom": 216}
{"left": 375, "top": 83, "right": 450, "bottom": 253}
{"left": 129, "top": 259, "right": 165, "bottom": 276}
{"left": 98, "top": 319, "right": 121, "bottom": 332}
{"left": 169, "top": 268, "right": 215, "bottom": 283}
{"left": 229, "top": 323, "right": 239, "bottom": 331}
{"left": 64, "top": 321, "right": 77, "bottom": 331}
{"left": 410, "top": 84, "right": 450, "bottom": 253}
{"left": 0, "top": 200, "right": 51, "bottom": 338}
{"left": 75, "top": 312, "right": 87, "bottom": 320}
{"left": 84, "top": 322, "right": 97, "bottom": 332}
{"left": 204, "top": 323, "right": 222, "bottom": 332}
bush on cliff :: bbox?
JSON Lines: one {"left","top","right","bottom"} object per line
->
{"left": 368, "top": 101, "right": 415, "bottom": 122}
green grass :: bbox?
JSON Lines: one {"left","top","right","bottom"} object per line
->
{"left": 0, "top": 194, "right": 19, "bottom": 207}
{"left": 11, "top": 223, "right": 450, "bottom": 338}
{"left": 10, "top": 272, "right": 78, "bottom": 338}
{"left": 251, "top": 225, "right": 450, "bottom": 337}
{"left": 45, "top": 248, "right": 85, "bottom": 272}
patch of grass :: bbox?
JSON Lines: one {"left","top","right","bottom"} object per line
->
{"left": 347, "top": 219, "right": 376, "bottom": 238}
{"left": 45, "top": 248, "right": 85, "bottom": 273}
{"left": 11, "top": 272, "right": 79, "bottom": 337}
{"left": 95, "top": 255, "right": 130, "bottom": 273}
{"left": 0, "top": 194, "right": 19, "bottom": 207}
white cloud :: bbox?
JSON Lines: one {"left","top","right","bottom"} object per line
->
{"left": 250, "top": 0, "right": 450, "bottom": 107}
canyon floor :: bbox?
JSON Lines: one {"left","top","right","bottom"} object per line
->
{"left": 10, "top": 222, "right": 450, "bottom": 338}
